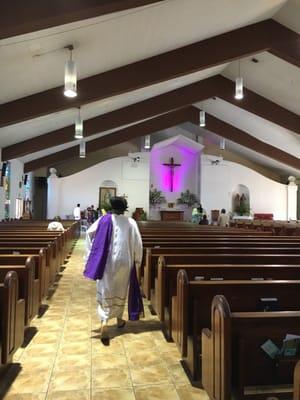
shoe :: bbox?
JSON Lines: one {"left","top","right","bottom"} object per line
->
{"left": 117, "top": 318, "right": 126, "bottom": 328}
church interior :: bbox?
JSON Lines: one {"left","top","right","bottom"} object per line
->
{"left": 0, "top": 0, "right": 300, "bottom": 399}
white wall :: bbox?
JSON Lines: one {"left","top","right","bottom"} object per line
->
{"left": 57, "top": 154, "right": 150, "bottom": 218}
{"left": 201, "top": 155, "right": 288, "bottom": 220}
{"left": 9, "top": 159, "right": 25, "bottom": 219}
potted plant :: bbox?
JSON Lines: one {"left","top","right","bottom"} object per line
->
{"left": 176, "top": 190, "right": 198, "bottom": 207}
{"left": 149, "top": 185, "right": 166, "bottom": 206}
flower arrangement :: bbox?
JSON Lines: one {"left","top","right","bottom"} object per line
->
{"left": 149, "top": 185, "right": 166, "bottom": 206}
{"left": 176, "top": 190, "right": 198, "bottom": 207}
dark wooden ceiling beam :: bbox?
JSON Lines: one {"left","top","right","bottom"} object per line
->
{"left": 24, "top": 104, "right": 299, "bottom": 173}
{"left": 24, "top": 107, "right": 197, "bottom": 172}
{"left": 0, "top": 0, "right": 164, "bottom": 40}
{"left": 269, "top": 37, "right": 300, "bottom": 68}
{"left": 200, "top": 110, "right": 300, "bottom": 170}
{"left": 1, "top": 19, "right": 296, "bottom": 128}
{"left": 4, "top": 73, "right": 300, "bottom": 160}
{"left": 217, "top": 76, "right": 300, "bottom": 134}
{"left": 3, "top": 77, "right": 219, "bottom": 160}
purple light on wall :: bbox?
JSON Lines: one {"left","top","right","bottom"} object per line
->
{"left": 150, "top": 144, "right": 197, "bottom": 192}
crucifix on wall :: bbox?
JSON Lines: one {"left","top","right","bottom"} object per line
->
{"left": 163, "top": 157, "right": 181, "bottom": 192}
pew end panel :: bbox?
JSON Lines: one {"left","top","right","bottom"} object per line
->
{"left": 294, "top": 361, "right": 300, "bottom": 400}
{"left": 0, "top": 271, "right": 25, "bottom": 365}
{"left": 172, "top": 269, "right": 189, "bottom": 357}
{"left": 202, "top": 295, "right": 300, "bottom": 400}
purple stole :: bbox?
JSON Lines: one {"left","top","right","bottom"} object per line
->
{"left": 84, "top": 213, "right": 144, "bottom": 321}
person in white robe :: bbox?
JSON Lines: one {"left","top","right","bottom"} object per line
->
{"left": 85, "top": 197, "right": 143, "bottom": 337}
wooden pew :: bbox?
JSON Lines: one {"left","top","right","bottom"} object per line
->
{"left": 0, "top": 233, "right": 64, "bottom": 267}
{"left": 143, "top": 251, "right": 300, "bottom": 300}
{"left": 0, "top": 271, "right": 25, "bottom": 365}
{"left": 0, "top": 254, "right": 46, "bottom": 304}
{"left": 294, "top": 361, "right": 300, "bottom": 400}
{"left": 0, "top": 248, "right": 50, "bottom": 299}
{"left": 0, "top": 258, "right": 37, "bottom": 327}
{"left": 0, "top": 240, "right": 57, "bottom": 283}
{"left": 202, "top": 295, "right": 300, "bottom": 400}
{"left": 155, "top": 261, "right": 300, "bottom": 330}
{"left": 172, "top": 270, "right": 300, "bottom": 381}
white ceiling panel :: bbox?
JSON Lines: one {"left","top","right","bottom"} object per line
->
{"left": 0, "top": 0, "right": 286, "bottom": 103}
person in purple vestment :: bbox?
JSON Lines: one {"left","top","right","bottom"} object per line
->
{"left": 85, "top": 197, "right": 143, "bottom": 339}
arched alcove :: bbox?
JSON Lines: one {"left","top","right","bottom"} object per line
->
{"left": 232, "top": 184, "right": 250, "bottom": 215}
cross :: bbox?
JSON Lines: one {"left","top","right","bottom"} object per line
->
{"left": 163, "top": 157, "right": 181, "bottom": 192}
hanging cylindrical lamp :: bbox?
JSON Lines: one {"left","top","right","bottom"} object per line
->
{"left": 64, "top": 46, "right": 77, "bottom": 98}
{"left": 144, "top": 135, "right": 151, "bottom": 149}
{"left": 220, "top": 137, "right": 225, "bottom": 150}
{"left": 199, "top": 110, "right": 206, "bottom": 127}
{"left": 235, "top": 60, "right": 244, "bottom": 100}
{"left": 79, "top": 141, "right": 86, "bottom": 158}
{"left": 74, "top": 107, "right": 83, "bottom": 139}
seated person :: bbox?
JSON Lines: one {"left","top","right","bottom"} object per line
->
{"left": 47, "top": 216, "right": 64, "bottom": 231}
{"left": 199, "top": 214, "right": 209, "bottom": 225}
{"left": 217, "top": 209, "right": 229, "bottom": 227}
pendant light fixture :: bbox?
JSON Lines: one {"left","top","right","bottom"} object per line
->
{"left": 144, "top": 135, "right": 151, "bottom": 149}
{"left": 74, "top": 107, "right": 83, "bottom": 139}
{"left": 235, "top": 60, "right": 244, "bottom": 100}
{"left": 220, "top": 137, "right": 225, "bottom": 150}
{"left": 79, "top": 140, "right": 86, "bottom": 158}
{"left": 199, "top": 109, "right": 206, "bottom": 127}
{"left": 64, "top": 45, "right": 77, "bottom": 98}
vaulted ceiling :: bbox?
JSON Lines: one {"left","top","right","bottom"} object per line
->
{"left": 0, "top": 0, "right": 299, "bottom": 181}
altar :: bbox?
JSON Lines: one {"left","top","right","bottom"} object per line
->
{"left": 160, "top": 210, "right": 184, "bottom": 221}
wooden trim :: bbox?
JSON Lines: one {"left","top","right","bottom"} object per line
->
{"left": 0, "top": 1, "right": 164, "bottom": 40}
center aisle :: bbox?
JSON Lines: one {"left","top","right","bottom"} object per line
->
{"left": 1, "top": 238, "right": 209, "bottom": 400}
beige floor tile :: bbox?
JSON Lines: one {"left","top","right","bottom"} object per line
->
{"left": 46, "top": 390, "right": 90, "bottom": 400}
{"left": 130, "top": 364, "right": 172, "bottom": 386}
{"left": 32, "top": 332, "right": 61, "bottom": 345}
{"left": 54, "top": 353, "right": 91, "bottom": 370}
{"left": 160, "top": 349, "right": 181, "bottom": 365}
{"left": 176, "top": 384, "right": 210, "bottom": 400}
{"left": 92, "top": 388, "right": 135, "bottom": 400}
{"left": 168, "top": 364, "right": 190, "bottom": 384}
{"left": 4, "top": 373, "right": 50, "bottom": 394}
{"left": 92, "top": 368, "right": 131, "bottom": 389}
{"left": 3, "top": 393, "right": 46, "bottom": 399}
{"left": 124, "top": 340, "right": 156, "bottom": 352}
{"left": 61, "top": 330, "right": 92, "bottom": 342}
{"left": 92, "top": 339, "right": 125, "bottom": 355}
{"left": 58, "top": 341, "right": 90, "bottom": 356}
{"left": 127, "top": 349, "right": 162, "bottom": 366}
{"left": 92, "top": 353, "right": 127, "bottom": 369}
{"left": 49, "top": 368, "right": 90, "bottom": 391}
{"left": 22, "top": 343, "right": 58, "bottom": 359}
{"left": 134, "top": 384, "right": 180, "bottom": 400}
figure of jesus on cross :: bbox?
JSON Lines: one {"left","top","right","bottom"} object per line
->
{"left": 163, "top": 157, "right": 181, "bottom": 192}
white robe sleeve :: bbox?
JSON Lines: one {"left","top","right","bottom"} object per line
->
{"left": 84, "top": 217, "right": 101, "bottom": 260}
{"left": 130, "top": 219, "right": 143, "bottom": 267}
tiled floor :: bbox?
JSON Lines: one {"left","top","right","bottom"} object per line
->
{"left": 0, "top": 239, "right": 209, "bottom": 400}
